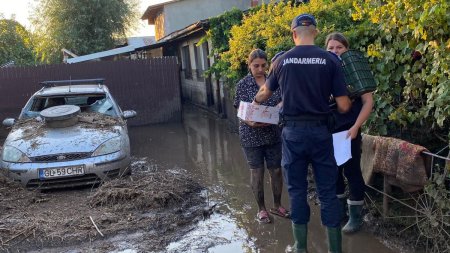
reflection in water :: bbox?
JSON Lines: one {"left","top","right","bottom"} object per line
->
{"left": 129, "top": 105, "right": 399, "bottom": 253}
{"left": 167, "top": 209, "right": 255, "bottom": 253}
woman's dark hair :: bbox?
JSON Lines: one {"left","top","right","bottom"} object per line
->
{"left": 325, "top": 32, "right": 349, "bottom": 49}
{"left": 247, "top": 49, "right": 267, "bottom": 66}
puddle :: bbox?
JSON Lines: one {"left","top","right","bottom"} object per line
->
{"left": 5, "top": 104, "right": 419, "bottom": 253}
{"left": 166, "top": 212, "right": 255, "bottom": 253}
{"left": 127, "top": 104, "right": 405, "bottom": 253}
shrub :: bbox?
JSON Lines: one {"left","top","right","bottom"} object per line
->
{"left": 211, "top": 0, "right": 449, "bottom": 147}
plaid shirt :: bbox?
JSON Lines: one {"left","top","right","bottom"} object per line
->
{"left": 233, "top": 74, "right": 282, "bottom": 147}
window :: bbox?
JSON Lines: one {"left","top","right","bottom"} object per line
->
{"left": 193, "top": 44, "right": 204, "bottom": 81}
{"left": 182, "top": 45, "right": 192, "bottom": 80}
{"left": 24, "top": 95, "right": 117, "bottom": 119}
{"left": 201, "top": 42, "right": 210, "bottom": 72}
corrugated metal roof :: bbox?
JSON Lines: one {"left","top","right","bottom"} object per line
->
{"left": 136, "top": 20, "right": 209, "bottom": 51}
{"left": 66, "top": 37, "right": 155, "bottom": 64}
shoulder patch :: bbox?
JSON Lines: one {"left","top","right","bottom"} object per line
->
{"left": 328, "top": 51, "right": 342, "bottom": 61}
{"left": 271, "top": 51, "right": 285, "bottom": 63}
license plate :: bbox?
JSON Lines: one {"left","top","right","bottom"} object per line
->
{"left": 39, "top": 165, "right": 85, "bottom": 179}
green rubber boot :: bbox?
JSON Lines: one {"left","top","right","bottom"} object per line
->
{"left": 289, "top": 223, "right": 307, "bottom": 253}
{"left": 327, "top": 226, "right": 342, "bottom": 253}
{"left": 342, "top": 200, "right": 364, "bottom": 233}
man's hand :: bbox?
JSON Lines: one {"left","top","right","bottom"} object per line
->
{"left": 254, "top": 83, "right": 273, "bottom": 105}
{"left": 243, "top": 120, "right": 270, "bottom": 127}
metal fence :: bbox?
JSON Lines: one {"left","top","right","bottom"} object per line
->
{"left": 0, "top": 57, "right": 181, "bottom": 136}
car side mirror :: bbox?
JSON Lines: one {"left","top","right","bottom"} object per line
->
{"left": 2, "top": 118, "right": 15, "bottom": 127}
{"left": 122, "top": 110, "right": 137, "bottom": 119}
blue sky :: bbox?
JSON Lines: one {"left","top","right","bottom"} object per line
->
{"left": 0, "top": 0, "right": 169, "bottom": 37}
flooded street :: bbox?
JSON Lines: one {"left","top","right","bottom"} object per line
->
{"left": 128, "top": 104, "right": 401, "bottom": 253}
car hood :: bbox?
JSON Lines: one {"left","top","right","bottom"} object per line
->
{"left": 4, "top": 123, "right": 123, "bottom": 157}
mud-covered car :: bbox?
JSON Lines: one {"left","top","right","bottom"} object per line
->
{"left": 1, "top": 79, "right": 136, "bottom": 189}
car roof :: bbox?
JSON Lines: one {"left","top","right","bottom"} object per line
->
{"left": 36, "top": 84, "right": 108, "bottom": 96}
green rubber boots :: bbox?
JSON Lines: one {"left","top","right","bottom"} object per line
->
{"left": 327, "top": 226, "right": 342, "bottom": 253}
{"left": 287, "top": 224, "right": 343, "bottom": 253}
{"left": 342, "top": 200, "right": 364, "bottom": 233}
{"left": 291, "top": 223, "right": 308, "bottom": 253}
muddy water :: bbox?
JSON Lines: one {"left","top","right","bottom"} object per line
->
{"left": 129, "top": 105, "right": 399, "bottom": 253}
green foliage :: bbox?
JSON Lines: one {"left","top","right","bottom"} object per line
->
{"left": 199, "top": 7, "right": 244, "bottom": 86}
{"left": 352, "top": 0, "right": 449, "bottom": 147}
{"left": 31, "top": 0, "right": 139, "bottom": 64}
{"left": 221, "top": 0, "right": 358, "bottom": 90}
{"left": 209, "top": 0, "right": 448, "bottom": 147}
{"left": 425, "top": 166, "right": 450, "bottom": 211}
{"left": 424, "top": 164, "right": 450, "bottom": 247}
{"left": 0, "top": 19, "right": 36, "bottom": 66}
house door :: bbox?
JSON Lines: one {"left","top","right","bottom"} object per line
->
{"left": 202, "top": 43, "right": 214, "bottom": 107}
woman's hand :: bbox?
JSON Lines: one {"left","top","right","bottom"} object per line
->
{"left": 244, "top": 120, "right": 270, "bottom": 127}
{"left": 346, "top": 125, "right": 359, "bottom": 139}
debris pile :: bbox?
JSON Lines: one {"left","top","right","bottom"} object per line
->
{"left": 0, "top": 158, "right": 205, "bottom": 252}
{"left": 90, "top": 162, "right": 202, "bottom": 211}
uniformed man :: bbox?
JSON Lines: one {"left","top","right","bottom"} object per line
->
{"left": 253, "top": 14, "right": 351, "bottom": 253}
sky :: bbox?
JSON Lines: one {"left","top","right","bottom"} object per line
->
{"left": 0, "top": 0, "right": 170, "bottom": 37}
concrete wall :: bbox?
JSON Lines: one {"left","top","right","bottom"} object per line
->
{"left": 164, "top": 0, "right": 253, "bottom": 35}
{"left": 178, "top": 35, "right": 208, "bottom": 106}
{"left": 177, "top": 32, "right": 238, "bottom": 120}
{"left": 179, "top": 34, "right": 219, "bottom": 110}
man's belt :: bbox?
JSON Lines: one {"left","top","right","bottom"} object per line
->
{"left": 281, "top": 114, "right": 332, "bottom": 129}
{"left": 282, "top": 114, "right": 328, "bottom": 121}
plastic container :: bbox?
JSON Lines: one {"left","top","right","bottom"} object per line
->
{"left": 40, "top": 105, "right": 80, "bottom": 128}
{"left": 340, "top": 50, "right": 377, "bottom": 97}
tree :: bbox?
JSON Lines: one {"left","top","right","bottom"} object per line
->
{"left": 0, "top": 19, "right": 36, "bottom": 66}
{"left": 213, "top": 0, "right": 449, "bottom": 147}
{"left": 31, "top": 0, "right": 139, "bottom": 64}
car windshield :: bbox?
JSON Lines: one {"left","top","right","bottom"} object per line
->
{"left": 22, "top": 95, "right": 118, "bottom": 119}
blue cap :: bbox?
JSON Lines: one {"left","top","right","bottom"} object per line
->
{"left": 291, "top": 14, "right": 317, "bottom": 29}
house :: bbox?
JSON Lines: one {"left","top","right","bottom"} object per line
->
{"left": 140, "top": 19, "right": 216, "bottom": 111}
{"left": 66, "top": 36, "right": 155, "bottom": 64}
{"left": 142, "top": 0, "right": 261, "bottom": 41}
{"left": 141, "top": 0, "right": 266, "bottom": 116}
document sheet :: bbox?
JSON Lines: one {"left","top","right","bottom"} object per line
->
{"left": 332, "top": 130, "right": 352, "bottom": 166}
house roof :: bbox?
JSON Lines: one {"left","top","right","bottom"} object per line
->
{"left": 137, "top": 20, "right": 209, "bottom": 51}
{"left": 61, "top": 48, "right": 78, "bottom": 58}
{"left": 141, "top": 0, "right": 182, "bottom": 24}
{"left": 66, "top": 36, "right": 155, "bottom": 64}
{"left": 0, "top": 61, "right": 15, "bottom": 68}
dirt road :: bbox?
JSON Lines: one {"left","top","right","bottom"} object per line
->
{"left": 0, "top": 157, "right": 207, "bottom": 252}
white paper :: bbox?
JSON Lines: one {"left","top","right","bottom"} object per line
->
{"left": 332, "top": 130, "right": 352, "bottom": 166}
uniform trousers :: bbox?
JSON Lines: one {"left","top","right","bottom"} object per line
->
{"left": 336, "top": 132, "right": 365, "bottom": 201}
{"left": 281, "top": 124, "right": 341, "bottom": 228}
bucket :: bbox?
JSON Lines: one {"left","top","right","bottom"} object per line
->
{"left": 40, "top": 105, "right": 80, "bottom": 128}
{"left": 340, "top": 50, "right": 377, "bottom": 97}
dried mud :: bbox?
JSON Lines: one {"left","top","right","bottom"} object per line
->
{"left": 0, "top": 157, "right": 206, "bottom": 252}
{"left": 14, "top": 112, "right": 122, "bottom": 131}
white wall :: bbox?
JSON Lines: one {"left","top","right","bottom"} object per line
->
{"left": 164, "top": 0, "right": 252, "bottom": 36}
{"left": 179, "top": 35, "right": 210, "bottom": 106}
